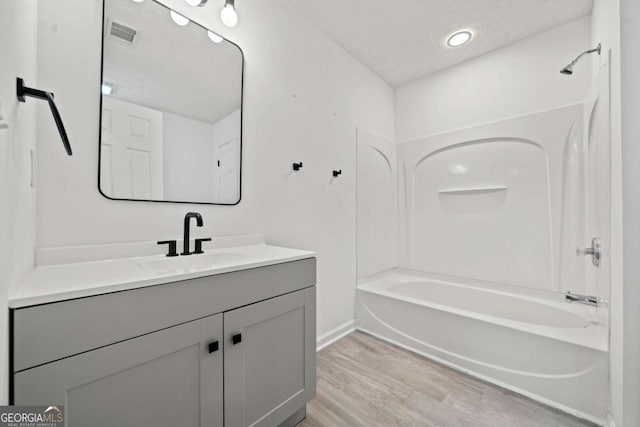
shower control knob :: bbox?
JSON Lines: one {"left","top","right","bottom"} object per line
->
{"left": 576, "top": 237, "right": 602, "bottom": 267}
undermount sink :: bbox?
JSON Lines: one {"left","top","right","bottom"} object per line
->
{"left": 138, "top": 251, "right": 248, "bottom": 273}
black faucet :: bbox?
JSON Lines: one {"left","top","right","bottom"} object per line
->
{"left": 157, "top": 212, "right": 211, "bottom": 257}
{"left": 182, "top": 212, "right": 203, "bottom": 256}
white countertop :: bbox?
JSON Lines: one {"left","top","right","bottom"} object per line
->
{"left": 11, "top": 244, "right": 315, "bottom": 308}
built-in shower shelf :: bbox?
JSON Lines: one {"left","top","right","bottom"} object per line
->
{"left": 438, "top": 186, "right": 507, "bottom": 195}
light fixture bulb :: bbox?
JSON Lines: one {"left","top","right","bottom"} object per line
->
{"left": 131, "top": 0, "right": 144, "bottom": 3}
{"left": 101, "top": 83, "right": 114, "bottom": 95}
{"left": 185, "top": 0, "right": 207, "bottom": 6}
{"left": 208, "top": 31, "right": 224, "bottom": 43}
{"left": 220, "top": 1, "right": 238, "bottom": 28}
{"left": 170, "top": 10, "right": 189, "bottom": 26}
{"left": 447, "top": 30, "right": 472, "bottom": 47}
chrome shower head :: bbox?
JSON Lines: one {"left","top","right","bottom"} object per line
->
{"left": 560, "top": 43, "right": 601, "bottom": 76}
{"left": 560, "top": 65, "right": 574, "bottom": 75}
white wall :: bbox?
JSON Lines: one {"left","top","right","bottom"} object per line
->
{"left": 34, "top": 0, "right": 394, "bottom": 340}
{"left": 163, "top": 111, "right": 214, "bottom": 201}
{"left": 395, "top": 17, "right": 592, "bottom": 141}
{"left": 596, "top": 2, "right": 640, "bottom": 425}
{"left": 590, "top": 0, "right": 625, "bottom": 425}
{"left": 619, "top": 0, "right": 640, "bottom": 425}
{"left": 0, "top": 0, "right": 38, "bottom": 404}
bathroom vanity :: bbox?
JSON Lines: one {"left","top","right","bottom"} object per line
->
{"left": 9, "top": 243, "right": 316, "bottom": 427}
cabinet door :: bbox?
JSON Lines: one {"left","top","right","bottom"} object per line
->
{"left": 224, "top": 287, "right": 316, "bottom": 427}
{"left": 14, "top": 314, "right": 224, "bottom": 427}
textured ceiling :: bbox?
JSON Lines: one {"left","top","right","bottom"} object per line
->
{"left": 103, "top": 0, "right": 242, "bottom": 124}
{"left": 279, "top": 0, "right": 594, "bottom": 87}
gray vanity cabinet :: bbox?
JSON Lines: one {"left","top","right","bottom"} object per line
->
{"left": 14, "top": 314, "right": 224, "bottom": 427}
{"left": 224, "top": 287, "right": 316, "bottom": 427}
{"left": 11, "top": 258, "right": 317, "bottom": 427}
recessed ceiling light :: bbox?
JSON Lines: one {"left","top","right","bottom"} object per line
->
{"left": 208, "top": 31, "right": 224, "bottom": 43}
{"left": 185, "top": 0, "right": 207, "bottom": 6}
{"left": 131, "top": 0, "right": 144, "bottom": 3}
{"left": 170, "top": 10, "right": 189, "bottom": 26}
{"left": 101, "top": 83, "right": 115, "bottom": 95}
{"left": 447, "top": 30, "right": 473, "bottom": 48}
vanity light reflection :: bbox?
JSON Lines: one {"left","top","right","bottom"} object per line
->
{"left": 170, "top": 10, "right": 190, "bottom": 26}
{"left": 101, "top": 83, "right": 114, "bottom": 95}
{"left": 132, "top": 2, "right": 224, "bottom": 44}
{"left": 208, "top": 31, "right": 224, "bottom": 43}
{"left": 180, "top": 0, "right": 239, "bottom": 29}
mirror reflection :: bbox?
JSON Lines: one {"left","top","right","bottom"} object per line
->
{"left": 100, "top": 0, "right": 243, "bottom": 204}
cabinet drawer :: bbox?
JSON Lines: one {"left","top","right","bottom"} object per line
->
{"left": 12, "top": 258, "right": 316, "bottom": 372}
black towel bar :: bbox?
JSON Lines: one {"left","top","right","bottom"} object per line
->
{"left": 17, "top": 77, "right": 72, "bottom": 156}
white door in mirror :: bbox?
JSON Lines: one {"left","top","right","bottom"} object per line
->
{"left": 216, "top": 136, "right": 240, "bottom": 203}
{"left": 101, "top": 97, "right": 163, "bottom": 200}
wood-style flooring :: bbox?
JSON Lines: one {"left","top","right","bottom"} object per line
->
{"left": 298, "top": 331, "right": 598, "bottom": 427}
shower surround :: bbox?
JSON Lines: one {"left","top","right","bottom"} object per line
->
{"left": 355, "top": 70, "right": 612, "bottom": 424}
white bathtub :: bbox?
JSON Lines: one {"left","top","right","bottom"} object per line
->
{"left": 355, "top": 271, "right": 609, "bottom": 425}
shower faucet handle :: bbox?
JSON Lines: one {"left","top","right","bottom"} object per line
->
{"left": 576, "top": 237, "right": 602, "bottom": 267}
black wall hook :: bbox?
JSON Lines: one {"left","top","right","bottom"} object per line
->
{"left": 332, "top": 170, "right": 342, "bottom": 177}
{"left": 292, "top": 162, "right": 303, "bottom": 171}
{"left": 17, "top": 78, "right": 72, "bottom": 156}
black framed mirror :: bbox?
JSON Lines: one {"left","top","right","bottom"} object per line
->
{"left": 99, "top": 0, "right": 243, "bottom": 205}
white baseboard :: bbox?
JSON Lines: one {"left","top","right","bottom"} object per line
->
{"left": 316, "top": 319, "right": 356, "bottom": 351}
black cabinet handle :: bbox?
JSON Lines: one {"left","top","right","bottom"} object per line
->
{"left": 157, "top": 240, "right": 179, "bottom": 257}
{"left": 16, "top": 78, "right": 72, "bottom": 156}
{"left": 208, "top": 340, "right": 219, "bottom": 354}
{"left": 232, "top": 334, "right": 242, "bottom": 345}
{"left": 194, "top": 238, "right": 212, "bottom": 255}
